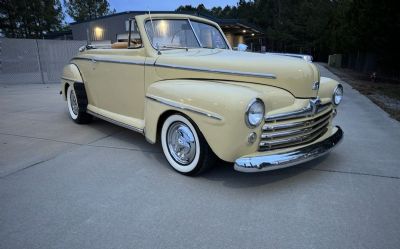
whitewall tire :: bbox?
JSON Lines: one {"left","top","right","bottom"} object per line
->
{"left": 66, "top": 84, "right": 92, "bottom": 124}
{"left": 67, "top": 86, "right": 79, "bottom": 120}
{"left": 161, "top": 114, "right": 215, "bottom": 175}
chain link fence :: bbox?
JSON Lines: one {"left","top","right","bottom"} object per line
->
{"left": 0, "top": 38, "right": 86, "bottom": 84}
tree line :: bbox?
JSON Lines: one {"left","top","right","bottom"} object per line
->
{"left": 0, "top": 0, "right": 398, "bottom": 74}
{"left": 177, "top": 0, "right": 398, "bottom": 75}
{"left": 0, "top": 0, "right": 114, "bottom": 38}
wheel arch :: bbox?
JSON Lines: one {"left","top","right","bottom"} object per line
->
{"left": 144, "top": 79, "right": 266, "bottom": 162}
{"left": 61, "top": 63, "right": 84, "bottom": 100}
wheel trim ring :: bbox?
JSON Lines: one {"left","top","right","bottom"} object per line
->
{"left": 70, "top": 89, "right": 79, "bottom": 115}
{"left": 166, "top": 121, "right": 197, "bottom": 165}
{"left": 67, "top": 87, "right": 78, "bottom": 120}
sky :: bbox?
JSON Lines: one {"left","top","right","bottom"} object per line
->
{"left": 64, "top": 0, "right": 239, "bottom": 23}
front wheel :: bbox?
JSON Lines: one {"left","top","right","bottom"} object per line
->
{"left": 161, "top": 114, "right": 215, "bottom": 175}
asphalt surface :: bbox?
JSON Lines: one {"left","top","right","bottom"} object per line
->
{"left": 1, "top": 65, "right": 399, "bottom": 249}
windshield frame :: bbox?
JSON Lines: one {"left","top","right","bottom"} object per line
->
{"left": 144, "top": 18, "right": 230, "bottom": 51}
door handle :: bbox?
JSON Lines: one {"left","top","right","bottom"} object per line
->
{"left": 91, "top": 58, "right": 97, "bottom": 70}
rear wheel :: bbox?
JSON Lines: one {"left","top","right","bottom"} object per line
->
{"left": 66, "top": 84, "right": 92, "bottom": 124}
{"left": 161, "top": 114, "right": 215, "bottom": 175}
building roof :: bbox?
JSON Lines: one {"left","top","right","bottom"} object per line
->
{"left": 69, "top": 10, "right": 263, "bottom": 35}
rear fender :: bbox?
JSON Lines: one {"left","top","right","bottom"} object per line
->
{"left": 60, "top": 64, "right": 83, "bottom": 100}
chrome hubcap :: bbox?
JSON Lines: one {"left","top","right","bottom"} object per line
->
{"left": 70, "top": 89, "right": 79, "bottom": 115}
{"left": 167, "top": 122, "right": 196, "bottom": 165}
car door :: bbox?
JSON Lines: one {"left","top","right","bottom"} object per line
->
{"left": 85, "top": 47, "right": 146, "bottom": 126}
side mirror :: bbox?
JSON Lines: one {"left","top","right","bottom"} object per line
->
{"left": 237, "top": 43, "right": 248, "bottom": 52}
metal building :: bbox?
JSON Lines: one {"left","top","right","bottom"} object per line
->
{"left": 69, "top": 11, "right": 265, "bottom": 51}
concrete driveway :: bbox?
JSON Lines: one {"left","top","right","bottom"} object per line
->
{"left": 1, "top": 65, "right": 399, "bottom": 249}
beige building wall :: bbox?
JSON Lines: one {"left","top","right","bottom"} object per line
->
{"left": 223, "top": 32, "right": 245, "bottom": 48}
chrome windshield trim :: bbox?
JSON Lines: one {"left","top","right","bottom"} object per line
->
{"left": 144, "top": 18, "right": 231, "bottom": 51}
{"left": 72, "top": 57, "right": 144, "bottom": 65}
{"left": 146, "top": 95, "right": 223, "bottom": 121}
{"left": 187, "top": 18, "right": 203, "bottom": 47}
{"left": 86, "top": 110, "right": 144, "bottom": 134}
{"left": 234, "top": 126, "right": 343, "bottom": 172}
{"left": 154, "top": 63, "right": 277, "bottom": 79}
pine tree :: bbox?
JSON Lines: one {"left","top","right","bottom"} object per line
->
{"left": 64, "top": 0, "right": 115, "bottom": 22}
{"left": 0, "top": 0, "right": 64, "bottom": 38}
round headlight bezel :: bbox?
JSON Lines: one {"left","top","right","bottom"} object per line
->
{"left": 332, "top": 84, "right": 343, "bottom": 106}
{"left": 245, "top": 98, "right": 265, "bottom": 128}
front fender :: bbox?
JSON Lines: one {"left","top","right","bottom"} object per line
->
{"left": 319, "top": 77, "right": 340, "bottom": 100}
{"left": 144, "top": 79, "right": 294, "bottom": 162}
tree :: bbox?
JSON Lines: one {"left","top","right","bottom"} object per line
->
{"left": 0, "top": 0, "right": 64, "bottom": 38}
{"left": 64, "top": 0, "right": 115, "bottom": 22}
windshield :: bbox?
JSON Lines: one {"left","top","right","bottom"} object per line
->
{"left": 145, "top": 19, "right": 228, "bottom": 49}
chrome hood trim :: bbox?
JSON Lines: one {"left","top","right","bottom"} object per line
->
{"left": 234, "top": 126, "right": 343, "bottom": 172}
{"left": 154, "top": 49, "right": 320, "bottom": 98}
{"left": 154, "top": 63, "right": 276, "bottom": 79}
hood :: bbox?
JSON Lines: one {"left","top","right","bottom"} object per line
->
{"left": 154, "top": 49, "right": 320, "bottom": 98}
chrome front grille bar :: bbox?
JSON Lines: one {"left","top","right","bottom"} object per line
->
{"left": 261, "top": 116, "right": 330, "bottom": 139}
{"left": 265, "top": 100, "right": 331, "bottom": 122}
{"left": 259, "top": 125, "right": 328, "bottom": 151}
{"left": 259, "top": 99, "right": 333, "bottom": 151}
{"left": 262, "top": 110, "right": 331, "bottom": 134}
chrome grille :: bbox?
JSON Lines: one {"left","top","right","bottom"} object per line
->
{"left": 259, "top": 100, "right": 332, "bottom": 151}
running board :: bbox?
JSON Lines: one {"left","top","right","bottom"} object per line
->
{"left": 87, "top": 109, "right": 144, "bottom": 134}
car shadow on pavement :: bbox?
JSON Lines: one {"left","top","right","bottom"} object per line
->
{"left": 151, "top": 142, "right": 329, "bottom": 188}
{"left": 200, "top": 156, "right": 329, "bottom": 188}
{"left": 86, "top": 118, "right": 330, "bottom": 188}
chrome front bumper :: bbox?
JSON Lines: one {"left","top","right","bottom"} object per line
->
{"left": 234, "top": 126, "right": 343, "bottom": 172}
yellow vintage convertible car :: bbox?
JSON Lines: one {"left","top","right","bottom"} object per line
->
{"left": 61, "top": 14, "right": 343, "bottom": 175}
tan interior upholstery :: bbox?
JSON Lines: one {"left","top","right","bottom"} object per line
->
{"left": 111, "top": 40, "right": 142, "bottom": 49}
{"left": 111, "top": 42, "right": 129, "bottom": 49}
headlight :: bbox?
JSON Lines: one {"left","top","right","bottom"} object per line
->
{"left": 245, "top": 99, "right": 265, "bottom": 128}
{"left": 333, "top": 84, "right": 343, "bottom": 105}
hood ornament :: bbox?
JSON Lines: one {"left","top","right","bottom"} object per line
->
{"left": 309, "top": 97, "right": 321, "bottom": 115}
{"left": 312, "top": 81, "right": 320, "bottom": 90}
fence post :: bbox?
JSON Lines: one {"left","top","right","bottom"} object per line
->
{"left": 35, "top": 39, "right": 45, "bottom": 84}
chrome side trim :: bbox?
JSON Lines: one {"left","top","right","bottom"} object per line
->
{"left": 86, "top": 110, "right": 144, "bottom": 134}
{"left": 146, "top": 95, "right": 223, "bottom": 121}
{"left": 72, "top": 57, "right": 144, "bottom": 65}
{"left": 61, "top": 76, "right": 82, "bottom": 83}
{"left": 234, "top": 126, "right": 343, "bottom": 172}
{"left": 154, "top": 63, "right": 277, "bottom": 79}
